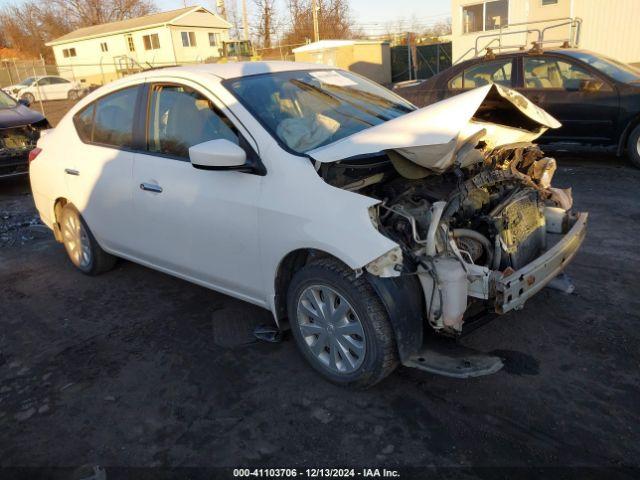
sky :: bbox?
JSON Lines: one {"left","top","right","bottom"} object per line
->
{"left": 157, "top": 0, "right": 451, "bottom": 33}
{"left": 0, "top": 0, "right": 452, "bottom": 35}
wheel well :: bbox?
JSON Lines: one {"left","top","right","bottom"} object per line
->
{"left": 52, "top": 198, "right": 68, "bottom": 242}
{"left": 273, "top": 248, "right": 345, "bottom": 324}
{"left": 53, "top": 198, "right": 68, "bottom": 222}
{"left": 618, "top": 116, "right": 640, "bottom": 156}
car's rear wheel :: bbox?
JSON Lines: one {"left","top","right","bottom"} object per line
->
{"left": 67, "top": 90, "right": 78, "bottom": 100}
{"left": 60, "top": 204, "right": 116, "bottom": 275}
{"left": 21, "top": 92, "right": 35, "bottom": 104}
{"left": 628, "top": 124, "right": 640, "bottom": 169}
{"left": 287, "top": 257, "right": 398, "bottom": 388}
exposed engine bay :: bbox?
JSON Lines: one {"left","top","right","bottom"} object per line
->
{"left": 314, "top": 85, "right": 587, "bottom": 336}
{"left": 0, "top": 121, "right": 48, "bottom": 176}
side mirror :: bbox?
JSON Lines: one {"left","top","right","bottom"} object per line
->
{"left": 189, "top": 139, "right": 247, "bottom": 170}
{"left": 18, "top": 98, "right": 30, "bottom": 107}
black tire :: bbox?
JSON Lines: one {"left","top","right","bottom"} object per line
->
{"left": 628, "top": 124, "right": 640, "bottom": 169}
{"left": 287, "top": 257, "right": 398, "bottom": 388}
{"left": 21, "top": 92, "right": 35, "bottom": 104}
{"left": 60, "top": 204, "right": 116, "bottom": 275}
{"left": 67, "top": 90, "right": 78, "bottom": 100}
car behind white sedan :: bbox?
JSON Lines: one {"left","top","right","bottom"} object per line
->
{"left": 29, "top": 62, "right": 587, "bottom": 387}
{"left": 3, "top": 75, "right": 83, "bottom": 103}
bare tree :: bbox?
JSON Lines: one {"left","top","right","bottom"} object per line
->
{"left": 225, "top": 0, "right": 242, "bottom": 40}
{"left": 0, "top": 0, "right": 156, "bottom": 60}
{"left": 252, "top": 0, "right": 278, "bottom": 48}
{"left": 282, "top": 0, "right": 355, "bottom": 46}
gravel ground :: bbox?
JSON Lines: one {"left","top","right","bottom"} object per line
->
{"left": 1, "top": 153, "right": 639, "bottom": 476}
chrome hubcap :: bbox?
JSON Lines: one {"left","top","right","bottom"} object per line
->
{"left": 62, "top": 213, "right": 91, "bottom": 268}
{"left": 296, "top": 285, "right": 366, "bottom": 374}
{"left": 637, "top": 136, "right": 640, "bottom": 155}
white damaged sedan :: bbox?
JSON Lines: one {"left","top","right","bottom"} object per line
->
{"left": 29, "top": 62, "right": 587, "bottom": 387}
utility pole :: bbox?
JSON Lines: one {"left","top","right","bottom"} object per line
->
{"left": 242, "top": 0, "right": 249, "bottom": 40}
{"left": 312, "top": 0, "right": 320, "bottom": 43}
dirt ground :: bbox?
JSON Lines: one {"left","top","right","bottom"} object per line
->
{"left": 0, "top": 101, "right": 639, "bottom": 475}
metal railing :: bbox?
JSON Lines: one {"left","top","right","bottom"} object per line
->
{"left": 454, "top": 17, "right": 582, "bottom": 64}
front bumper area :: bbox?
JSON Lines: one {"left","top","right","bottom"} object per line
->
{"left": 495, "top": 212, "right": 588, "bottom": 314}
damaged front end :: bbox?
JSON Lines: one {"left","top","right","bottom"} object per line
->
{"left": 311, "top": 84, "right": 587, "bottom": 338}
{"left": 0, "top": 121, "right": 48, "bottom": 177}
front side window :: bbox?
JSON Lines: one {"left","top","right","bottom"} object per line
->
{"left": 74, "top": 86, "right": 139, "bottom": 148}
{"left": 36, "top": 78, "right": 52, "bottom": 86}
{"left": 449, "top": 58, "right": 513, "bottom": 89}
{"left": 524, "top": 57, "right": 611, "bottom": 91}
{"left": 147, "top": 84, "right": 238, "bottom": 159}
{"left": 143, "top": 34, "right": 160, "bottom": 50}
{"left": 463, "top": 1, "right": 509, "bottom": 33}
{"left": 226, "top": 70, "right": 415, "bottom": 153}
{"left": 181, "top": 31, "right": 196, "bottom": 47}
{"left": 49, "top": 77, "right": 70, "bottom": 84}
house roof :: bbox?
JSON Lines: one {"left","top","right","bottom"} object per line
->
{"left": 292, "top": 39, "right": 388, "bottom": 53}
{"left": 45, "top": 6, "right": 230, "bottom": 47}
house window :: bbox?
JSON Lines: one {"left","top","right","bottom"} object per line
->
{"left": 143, "top": 33, "right": 160, "bottom": 50}
{"left": 181, "top": 31, "right": 197, "bottom": 47}
{"left": 126, "top": 34, "right": 135, "bottom": 52}
{"left": 100, "top": 42, "right": 108, "bottom": 52}
{"left": 463, "top": 0, "right": 509, "bottom": 33}
{"left": 62, "top": 48, "right": 77, "bottom": 58}
{"left": 542, "top": 0, "right": 558, "bottom": 5}
{"left": 208, "top": 32, "right": 221, "bottom": 47}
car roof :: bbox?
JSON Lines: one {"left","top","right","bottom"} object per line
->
{"left": 142, "top": 61, "right": 334, "bottom": 80}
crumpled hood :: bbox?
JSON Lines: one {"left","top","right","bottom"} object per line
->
{"left": 307, "top": 84, "right": 561, "bottom": 172}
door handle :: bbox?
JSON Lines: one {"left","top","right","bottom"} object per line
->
{"left": 140, "top": 182, "right": 163, "bottom": 193}
{"left": 64, "top": 168, "right": 80, "bottom": 176}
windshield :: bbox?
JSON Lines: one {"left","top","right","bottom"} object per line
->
{"left": 17, "top": 77, "right": 36, "bottom": 86}
{"left": 0, "top": 90, "right": 17, "bottom": 108}
{"left": 562, "top": 51, "right": 640, "bottom": 84}
{"left": 225, "top": 70, "right": 415, "bottom": 153}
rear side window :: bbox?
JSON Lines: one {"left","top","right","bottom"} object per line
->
{"left": 73, "top": 86, "right": 139, "bottom": 148}
{"left": 449, "top": 58, "right": 513, "bottom": 90}
{"left": 74, "top": 104, "right": 94, "bottom": 142}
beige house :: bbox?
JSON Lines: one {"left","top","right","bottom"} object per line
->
{"left": 451, "top": 0, "right": 640, "bottom": 65}
{"left": 46, "top": 6, "right": 231, "bottom": 85}
{"left": 293, "top": 40, "right": 392, "bottom": 85}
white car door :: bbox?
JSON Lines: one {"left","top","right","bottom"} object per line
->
{"left": 131, "top": 82, "right": 264, "bottom": 301}
{"left": 64, "top": 85, "right": 142, "bottom": 254}
{"left": 33, "top": 77, "right": 52, "bottom": 101}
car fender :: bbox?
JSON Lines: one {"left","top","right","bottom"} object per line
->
{"left": 258, "top": 149, "right": 400, "bottom": 320}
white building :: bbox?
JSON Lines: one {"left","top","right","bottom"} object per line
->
{"left": 451, "top": 0, "right": 640, "bottom": 65}
{"left": 45, "top": 6, "right": 231, "bottom": 85}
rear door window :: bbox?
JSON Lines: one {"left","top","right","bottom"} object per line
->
{"left": 73, "top": 86, "right": 140, "bottom": 148}
{"left": 449, "top": 58, "right": 513, "bottom": 90}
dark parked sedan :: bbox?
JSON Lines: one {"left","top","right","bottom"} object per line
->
{"left": 0, "top": 90, "right": 50, "bottom": 178}
{"left": 397, "top": 48, "right": 640, "bottom": 167}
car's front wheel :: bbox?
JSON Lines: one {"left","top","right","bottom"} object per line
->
{"left": 21, "top": 92, "right": 35, "bottom": 104}
{"left": 287, "top": 257, "right": 398, "bottom": 388}
{"left": 628, "top": 124, "right": 640, "bottom": 169}
{"left": 60, "top": 204, "right": 116, "bottom": 275}
{"left": 67, "top": 90, "right": 79, "bottom": 100}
